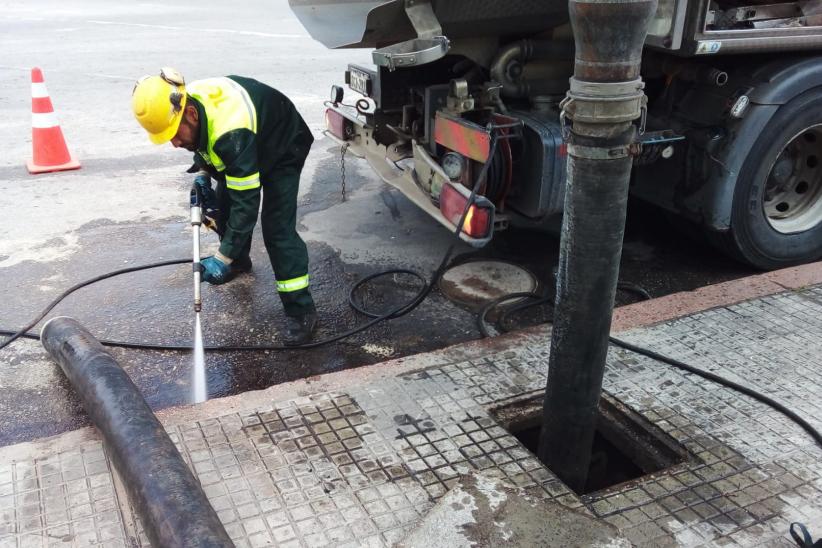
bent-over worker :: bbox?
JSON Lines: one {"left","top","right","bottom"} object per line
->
{"left": 131, "top": 67, "right": 317, "bottom": 345}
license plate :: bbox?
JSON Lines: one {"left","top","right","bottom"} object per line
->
{"left": 348, "top": 68, "right": 371, "bottom": 97}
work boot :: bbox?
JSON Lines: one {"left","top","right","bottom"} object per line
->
{"left": 283, "top": 309, "right": 318, "bottom": 346}
{"left": 231, "top": 255, "right": 253, "bottom": 275}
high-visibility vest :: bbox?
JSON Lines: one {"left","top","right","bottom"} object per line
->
{"left": 188, "top": 78, "right": 260, "bottom": 190}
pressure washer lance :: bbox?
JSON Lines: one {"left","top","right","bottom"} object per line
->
{"left": 190, "top": 185, "right": 203, "bottom": 313}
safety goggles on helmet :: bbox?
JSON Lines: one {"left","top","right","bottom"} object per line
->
{"left": 160, "top": 67, "right": 186, "bottom": 113}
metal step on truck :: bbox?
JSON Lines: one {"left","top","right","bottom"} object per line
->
{"left": 289, "top": 0, "right": 822, "bottom": 269}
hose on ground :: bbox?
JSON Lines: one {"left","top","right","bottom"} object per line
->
{"left": 608, "top": 335, "right": 822, "bottom": 449}
{"left": 2, "top": 133, "right": 819, "bottom": 450}
{"left": 478, "top": 283, "right": 822, "bottom": 450}
{"left": 0, "top": 138, "right": 500, "bottom": 353}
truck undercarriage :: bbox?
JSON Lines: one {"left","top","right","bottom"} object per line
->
{"left": 291, "top": 0, "right": 822, "bottom": 269}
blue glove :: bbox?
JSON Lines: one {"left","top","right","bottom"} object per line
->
{"left": 194, "top": 174, "right": 221, "bottom": 232}
{"left": 201, "top": 255, "right": 231, "bottom": 285}
{"left": 194, "top": 174, "right": 217, "bottom": 210}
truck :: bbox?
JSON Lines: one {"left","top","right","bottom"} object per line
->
{"left": 289, "top": 0, "right": 822, "bottom": 269}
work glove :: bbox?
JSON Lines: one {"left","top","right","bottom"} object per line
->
{"left": 194, "top": 174, "right": 220, "bottom": 231}
{"left": 193, "top": 174, "right": 216, "bottom": 207}
{"left": 201, "top": 255, "right": 232, "bottom": 285}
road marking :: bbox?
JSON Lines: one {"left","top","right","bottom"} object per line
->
{"left": 0, "top": 64, "right": 136, "bottom": 81}
{"left": 86, "top": 19, "right": 307, "bottom": 38}
{"left": 0, "top": 15, "right": 44, "bottom": 21}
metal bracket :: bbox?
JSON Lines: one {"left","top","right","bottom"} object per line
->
{"left": 405, "top": 0, "right": 442, "bottom": 38}
{"left": 637, "top": 130, "right": 685, "bottom": 146}
{"left": 372, "top": 0, "right": 450, "bottom": 71}
{"left": 559, "top": 96, "right": 573, "bottom": 140}
{"left": 372, "top": 38, "right": 450, "bottom": 71}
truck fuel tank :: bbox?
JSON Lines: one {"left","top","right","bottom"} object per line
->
{"left": 505, "top": 111, "right": 568, "bottom": 221}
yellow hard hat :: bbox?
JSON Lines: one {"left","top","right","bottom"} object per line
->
{"left": 131, "top": 67, "right": 187, "bottom": 144}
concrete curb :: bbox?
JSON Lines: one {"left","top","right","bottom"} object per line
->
{"left": 153, "top": 260, "right": 822, "bottom": 428}
{"left": 611, "top": 260, "right": 822, "bottom": 331}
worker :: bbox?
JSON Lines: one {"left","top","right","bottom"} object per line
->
{"left": 131, "top": 68, "right": 317, "bottom": 345}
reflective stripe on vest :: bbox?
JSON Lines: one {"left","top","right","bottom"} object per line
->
{"left": 276, "top": 274, "right": 309, "bottom": 293}
{"left": 188, "top": 77, "right": 258, "bottom": 173}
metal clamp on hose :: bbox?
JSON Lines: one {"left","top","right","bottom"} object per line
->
{"left": 560, "top": 77, "right": 648, "bottom": 137}
{"left": 566, "top": 143, "right": 633, "bottom": 160}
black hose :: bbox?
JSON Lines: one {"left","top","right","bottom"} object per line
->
{"left": 608, "top": 335, "right": 822, "bottom": 449}
{"left": 477, "top": 292, "right": 550, "bottom": 338}
{"left": 41, "top": 317, "right": 233, "bottom": 547}
{"left": 0, "top": 259, "right": 431, "bottom": 354}
{"left": 0, "top": 263, "right": 427, "bottom": 352}
{"left": 4, "top": 140, "right": 820, "bottom": 452}
{"left": 347, "top": 269, "right": 426, "bottom": 319}
{"left": 0, "top": 259, "right": 189, "bottom": 352}
{"left": 0, "top": 138, "right": 500, "bottom": 353}
{"left": 477, "top": 281, "right": 644, "bottom": 337}
{"left": 478, "top": 285, "right": 822, "bottom": 450}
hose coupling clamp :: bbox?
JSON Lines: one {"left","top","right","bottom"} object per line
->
{"left": 561, "top": 77, "right": 647, "bottom": 129}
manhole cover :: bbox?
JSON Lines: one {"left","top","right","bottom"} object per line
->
{"left": 439, "top": 260, "right": 538, "bottom": 307}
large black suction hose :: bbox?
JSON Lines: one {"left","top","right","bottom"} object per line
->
{"left": 40, "top": 316, "right": 233, "bottom": 548}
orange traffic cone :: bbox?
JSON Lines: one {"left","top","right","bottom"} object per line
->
{"left": 26, "top": 67, "right": 81, "bottom": 174}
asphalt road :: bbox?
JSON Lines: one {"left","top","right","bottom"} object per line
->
{"left": 0, "top": 0, "right": 754, "bottom": 446}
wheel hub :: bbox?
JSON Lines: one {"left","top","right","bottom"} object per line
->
{"left": 763, "top": 126, "right": 822, "bottom": 234}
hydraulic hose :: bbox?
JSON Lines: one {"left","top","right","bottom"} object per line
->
{"left": 2, "top": 137, "right": 819, "bottom": 453}
{"left": 608, "top": 335, "right": 822, "bottom": 449}
{"left": 479, "top": 286, "right": 822, "bottom": 450}
{"left": 0, "top": 138, "right": 500, "bottom": 353}
{"left": 0, "top": 259, "right": 190, "bottom": 352}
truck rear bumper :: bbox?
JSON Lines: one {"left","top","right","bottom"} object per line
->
{"left": 324, "top": 122, "right": 494, "bottom": 247}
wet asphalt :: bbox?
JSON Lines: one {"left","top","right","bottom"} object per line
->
{"left": 0, "top": 139, "right": 754, "bottom": 446}
{"left": 0, "top": 0, "right": 755, "bottom": 446}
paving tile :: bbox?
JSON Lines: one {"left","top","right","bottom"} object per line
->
{"left": 5, "top": 286, "right": 822, "bottom": 546}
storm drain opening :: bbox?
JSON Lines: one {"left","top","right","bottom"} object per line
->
{"left": 491, "top": 394, "right": 690, "bottom": 495}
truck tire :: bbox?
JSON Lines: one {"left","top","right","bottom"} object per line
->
{"left": 719, "top": 88, "right": 822, "bottom": 270}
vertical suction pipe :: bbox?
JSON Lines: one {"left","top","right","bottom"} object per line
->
{"left": 537, "top": 0, "right": 657, "bottom": 493}
{"left": 190, "top": 186, "right": 203, "bottom": 313}
{"left": 40, "top": 317, "right": 233, "bottom": 547}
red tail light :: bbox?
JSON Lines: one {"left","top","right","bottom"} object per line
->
{"left": 325, "top": 108, "right": 353, "bottom": 140}
{"left": 439, "top": 183, "right": 493, "bottom": 239}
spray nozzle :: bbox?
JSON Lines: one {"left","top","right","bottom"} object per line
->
{"left": 190, "top": 185, "right": 203, "bottom": 226}
{"left": 190, "top": 184, "right": 204, "bottom": 206}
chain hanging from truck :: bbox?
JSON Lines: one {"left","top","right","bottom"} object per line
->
{"left": 340, "top": 142, "right": 349, "bottom": 202}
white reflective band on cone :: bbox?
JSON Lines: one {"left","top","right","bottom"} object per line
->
{"left": 31, "top": 83, "right": 49, "bottom": 98}
{"left": 32, "top": 111, "right": 59, "bottom": 128}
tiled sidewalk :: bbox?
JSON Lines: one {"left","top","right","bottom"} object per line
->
{"left": 1, "top": 283, "right": 821, "bottom": 547}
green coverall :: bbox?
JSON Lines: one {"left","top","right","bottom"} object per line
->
{"left": 188, "top": 75, "right": 315, "bottom": 317}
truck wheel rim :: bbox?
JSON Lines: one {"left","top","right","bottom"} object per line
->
{"left": 763, "top": 125, "right": 822, "bottom": 234}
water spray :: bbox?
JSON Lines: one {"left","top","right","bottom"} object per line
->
{"left": 189, "top": 184, "right": 207, "bottom": 403}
